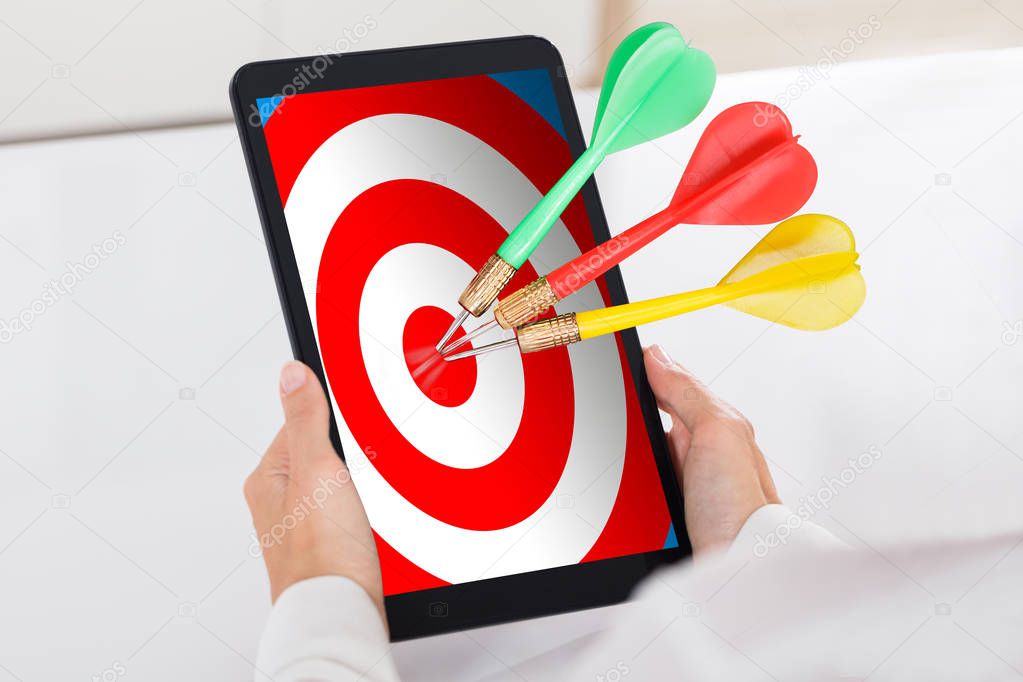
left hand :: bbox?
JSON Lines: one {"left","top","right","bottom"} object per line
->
{"left": 244, "top": 361, "right": 386, "bottom": 624}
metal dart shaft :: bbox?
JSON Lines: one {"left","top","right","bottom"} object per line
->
{"left": 437, "top": 254, "right": 514, "bottom": 352}
{"left": 440, "top": 319, "right": 499, "bottom": 355}
{"left": 435, "top": 309, "right": 470, "bottom": 351}
{"left": 443, "top": 337, "right": 518, "bottom": 361}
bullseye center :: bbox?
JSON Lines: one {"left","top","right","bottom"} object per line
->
{"left": 402, "top": 306, "right": 477, "bottom": 407}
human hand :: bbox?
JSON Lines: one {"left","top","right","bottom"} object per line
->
{"left": 644, "top": 345, "right": 780, "bottom": 557}
{"left": 244, "top": 361, "right": 385, "bottom": 623}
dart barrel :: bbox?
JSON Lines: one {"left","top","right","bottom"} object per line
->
{"left": 494, "top": 277, "right": 560, "bottom": 329}
{"left": 458, "top": 254, "right": 517, "bottom": 316}
{"left": 516, "top": 313, "right": 581, "bottom": 353}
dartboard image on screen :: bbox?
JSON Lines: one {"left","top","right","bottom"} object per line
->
{"left": 258, "top": 68, "right": 677, "bottom": 597}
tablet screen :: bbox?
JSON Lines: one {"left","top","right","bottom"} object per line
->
{"left": 256, "top": 68, "right": 677, "bottom": 596}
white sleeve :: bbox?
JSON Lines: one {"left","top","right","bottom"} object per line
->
{"left": 506, "top": 506, "right": 1021, "bottom": 682}
{"left": 255, "top": 576, "right": 400, "bottom": 682}
{"left": 252, "top": 508, "right": 840, "bottom": 682}
{"left": 504, "top": 505, "right": 853, "bottom": 682}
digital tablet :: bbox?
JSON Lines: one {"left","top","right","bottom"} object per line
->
{"left": 230, "top": 36, "right": 688, "bottom": 640}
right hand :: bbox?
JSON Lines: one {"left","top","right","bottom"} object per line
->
{"left": 644, "top": 345, "right": 781, "bottom": 556}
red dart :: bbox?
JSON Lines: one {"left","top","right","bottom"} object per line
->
{"left": 451, "top": 102, "right": 819, "bottom": 339}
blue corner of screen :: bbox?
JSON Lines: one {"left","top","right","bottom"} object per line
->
{"left": 255, "top": 96, "right": 285, "bottom": 126}
{"left": 488, "top": 69, "right": 566, "bottom": 139}
{"left": 663, "top": 522, "right": 679, "bottom": 550}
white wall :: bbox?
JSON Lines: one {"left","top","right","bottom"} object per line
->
{"left": 0, "top": 0, "right": 601, "bottom": 143}
{"left": 605, "top": 0, "right": 1023, "bottom": 74}
{"left": 1, "top": 0, "right": 1021, "bottom": 143}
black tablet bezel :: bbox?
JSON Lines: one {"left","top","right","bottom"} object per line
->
{"left": 230, "top": 35, "right": 690, "bottom": 641}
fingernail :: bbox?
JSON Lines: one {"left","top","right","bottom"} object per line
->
{"left": 280, "top": 361, "right": 307, "bottom": 395}
{"left": 650, "top": 344, "right": 673, "bottom": 367}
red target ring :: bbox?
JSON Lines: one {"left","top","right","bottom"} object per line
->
{"left": 317, "top": 179, "right": 576, "bottom": 531}
{"left": 401, "top": 306, "right": 476, "bottom": 408}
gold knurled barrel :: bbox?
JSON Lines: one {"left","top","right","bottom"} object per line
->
{"left": 458, "top": 254, "right": 517, "bottom": 316}
{"left": 516, "top": 313, "right": 581, "bottom": 353}
{"left": 494, "top": 277, "right": 560, "bottom": 329}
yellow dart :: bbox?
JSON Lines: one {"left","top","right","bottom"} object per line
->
{"left": 443, "top": 214, "right": 866, "bottom": 360}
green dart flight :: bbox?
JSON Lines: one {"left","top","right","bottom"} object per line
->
{"left": 438, "top": 22, "right": 717, "bottom": 351}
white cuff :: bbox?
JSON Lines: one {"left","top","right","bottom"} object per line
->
{"left": 256, "top": 576, "right": 399, "bottom": 682}
{"left": 728, "top": 504, "right": 847, "bottom": 561}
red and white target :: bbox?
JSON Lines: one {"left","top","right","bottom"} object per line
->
{"left": 263, "top": 75, "right": 672, "bottom": 595}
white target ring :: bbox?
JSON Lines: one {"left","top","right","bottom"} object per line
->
{"left": 360, "top": 243, "right": 525, "bottom": 469}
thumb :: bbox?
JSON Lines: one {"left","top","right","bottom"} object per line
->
{"left": 643, "top": 345, "right": 727, "bottom": 433}
{"left": 279, "top": 361, "right": 335, "bottom": 469}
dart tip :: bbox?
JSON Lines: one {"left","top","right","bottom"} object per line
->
{"left": 435, "top": 309, "right": 470, "bottom": 352}
{"left": 441, "top": 320, "right": 498, "bottom": 356}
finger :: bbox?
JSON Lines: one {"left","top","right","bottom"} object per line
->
{"left": 663, "top": 408, "right": 691, "bottom": 462}
{"left": 643, "top": 345, "right": 727, "bottom": 432}
{"left": 278, "top": 361, "right": 335, "bottom": 471}
{"left": 752, "top": 443, "right": 782, "bottom": 504}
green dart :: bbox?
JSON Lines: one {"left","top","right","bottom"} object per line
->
{"left": 438, "top": 22, "right": 717, "bottom": 350}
